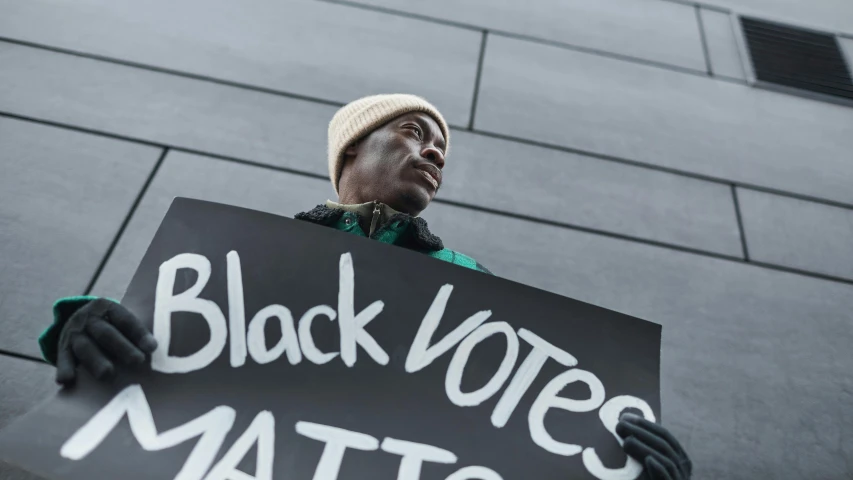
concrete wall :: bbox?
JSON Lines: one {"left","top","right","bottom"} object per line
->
{"left": 1, "top": 0, "right": 852, "bottom": 478}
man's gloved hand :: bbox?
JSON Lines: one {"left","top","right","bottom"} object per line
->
{"left": 55, "top": 298, "right": 158, "bottom": 386}
{"left": 617, "top": 413, "right": 692, "bottom": 480}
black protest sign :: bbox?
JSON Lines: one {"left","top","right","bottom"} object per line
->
{"left": 0, "top": 198, "right": 662, "bottom": 480}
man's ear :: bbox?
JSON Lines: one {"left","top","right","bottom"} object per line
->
{"left": 344, "top": 142, "right": 358, "bottom": 159}
{"left": 339, "top": 142, "right": 359, "bottom": 186}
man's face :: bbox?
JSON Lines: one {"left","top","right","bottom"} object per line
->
{"left": 338, "top": 112, "right": 447, "bottom": 216}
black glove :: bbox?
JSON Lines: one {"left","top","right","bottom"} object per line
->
{"left": 617, "top": 413, "right": 692, "bottom": 480}
{"left": 55, "top": 298, "right": 158, "bottom": 386}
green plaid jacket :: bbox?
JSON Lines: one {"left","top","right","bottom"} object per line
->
{"left": 294, "top": 203, "right": 492, "bottom": 275}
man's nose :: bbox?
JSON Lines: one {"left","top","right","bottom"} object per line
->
{"left": 421, "top": 145, "right": 445, "bottom": 169}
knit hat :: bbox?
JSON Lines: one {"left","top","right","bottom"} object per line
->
{"left": 328, "top": 94, "right": 450, "bottom": 192}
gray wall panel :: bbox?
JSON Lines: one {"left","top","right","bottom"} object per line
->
{"left": 700, "top": 8, "right": 747, "bottom": 81}
{"left": 91, "top": 152, "right": 335, "bottom": 301}
{"left": 345, "top": 0, "right": 706, "bottom": 71}
{"left": 0, "top": 118, "right": 160, "bottom": 358}
{"left": 738, "top": 188, "right": 853, "bottom": 280}
{"left": 0, "top": 356, "right": 54, "bottom": 429}
{"left": 0, "top": 355, "right": 54, "bottom": 480}
{"left": 0, "top": 44, "right": 335, "bottom": 177}
{"left": 476, "top": 35, "right": 853, "bottom": 206}
{"left": 442, "top": 131, "right": 743, "bottom": 256}
{"left": 90, "top": 151, "right": 853, "bottom": 480}
{"left": 0, "top": 0, "right": 480, "bottom": 126}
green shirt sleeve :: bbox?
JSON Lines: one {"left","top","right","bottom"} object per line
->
{"left": 38, "top": 296, "right": 99, "bottom": 365}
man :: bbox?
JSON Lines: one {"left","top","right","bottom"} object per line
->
{"left": 295, "top": 93, "right": 492, "bottom": 274}
{"left": 38, "top": 94, "right": 692, "bottom": 480}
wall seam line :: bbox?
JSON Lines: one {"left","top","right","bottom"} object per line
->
{"left": 83, "top": 147, "right": 170, "bottom": 295}
{"left": 0, "top": 349, "right": 48, "bottom": 365}
{"left": 467, "top": 30, "right": 489, "bottom": 131}
{"left": 3, "top": 113, "right": 853, "bottom": 286}
{"left": 695, "top": 5, "right": 715, "bottom": 75}
{"left": 731, "top": 185, "right": 751, "bottom": 261}
{"left": 0, "top": 36, "right": 345, "bottom": 108}
{"left": 0, "top": 23, "right": 714, "bottom": 86}
{"left": 4, "top": 111, "right": 853, "bottom": 214}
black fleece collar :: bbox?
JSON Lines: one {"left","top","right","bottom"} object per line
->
{"left": 294, "top": 204, "right": 444, "bottom": 252}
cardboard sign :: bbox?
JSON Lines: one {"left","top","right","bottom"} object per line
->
{"left": 0, "top": 198, "right": 662, "bottom": 480}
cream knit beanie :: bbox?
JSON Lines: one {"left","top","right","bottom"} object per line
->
{"left": 328, "top": 94, "right": 450, "bottom": 193}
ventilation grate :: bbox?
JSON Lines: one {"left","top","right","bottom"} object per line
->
{"left": 741, "top": 17, "right": 853, "bottom": 101}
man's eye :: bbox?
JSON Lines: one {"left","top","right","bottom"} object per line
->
{"left": 405, "top": 125, "right": 422, "bottom": 139}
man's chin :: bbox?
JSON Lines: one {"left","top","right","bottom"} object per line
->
{"left": 396, "top": 188, "right": 433, "bottom": 215}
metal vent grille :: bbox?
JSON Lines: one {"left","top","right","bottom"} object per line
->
{"left": 741, "top": 17, "right": 853, "bottom": 101}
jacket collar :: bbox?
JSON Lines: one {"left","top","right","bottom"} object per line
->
{"left": 324, "top": 200, "right": 403, "bottom": 226}
{"left": 294, "top": 202, "right": 444, "bottom": 252}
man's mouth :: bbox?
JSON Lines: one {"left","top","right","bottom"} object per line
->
{"left": 414, "top": 163, "right": 442, "bottom": 190}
